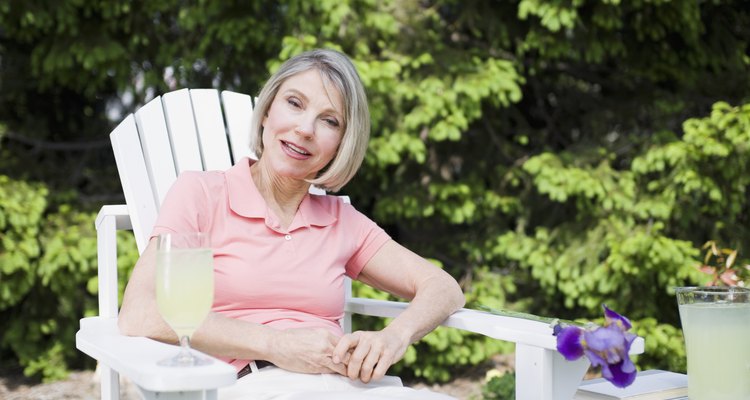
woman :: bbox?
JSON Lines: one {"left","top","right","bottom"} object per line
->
{"left": 118, "top": 49, "right": 465, "bottom": 399}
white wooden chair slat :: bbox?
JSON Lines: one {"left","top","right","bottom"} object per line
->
{"left": 221, "top": 90, "right": 256, "bottom": 161}
{"left": 78, "top": 88, "right": 646, "bottom": 400}
{"left": 110, "top": 115, "right": 158, "bottom": 254}
{"left": 134, "top": 96, "right": 178, "bottom": 207}
{"left": 162, "top": 89, "right": 204, "bottom": 173}
{"left": 189, "top": 89, "right": 232, "bottom": 170}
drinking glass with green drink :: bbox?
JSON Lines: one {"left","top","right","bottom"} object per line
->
{"left": 676, "top": 286, "right": 750, "bottom": 400}
{"left": 155, "top": 232, "right": 214, "bottom": 367}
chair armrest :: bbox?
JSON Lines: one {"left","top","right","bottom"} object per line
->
{"left": 345, "top": 298, "right": 645, "bottom": 354}
{"left": 96, "top": 205, "right": 133, "bottom": 231}
{"left": 76, "top": 316, "right": 236, "bottom": 392}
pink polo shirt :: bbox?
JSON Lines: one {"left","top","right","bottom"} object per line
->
{"left": 151, "top": 158, "right": 391, "bottom": 370}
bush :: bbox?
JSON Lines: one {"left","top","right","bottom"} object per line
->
{"left": 0, "top": 175, "right": 138, "bottom": 381}
{"left": 631, "top": 318, "right": 687, "bottom": 373}
{"left": 481, "top": 371, "right": 515, "bottom": 400}
{"left": 0, "top": 175, "right": 46, "bottom": 311}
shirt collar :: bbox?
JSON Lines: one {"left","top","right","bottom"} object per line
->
{"left": 225, "top": 158, "right": 337, "bottom": 229}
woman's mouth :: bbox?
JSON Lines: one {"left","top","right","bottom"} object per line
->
{"left": 281, "top": 140, "right": 311, "bottom": 159}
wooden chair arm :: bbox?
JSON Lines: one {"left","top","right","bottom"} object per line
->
{"left": 76, "top": 316, "right": 236, "bottom": 393}
{"left": 345, "top": 298, "right": 645, "bottom": 354}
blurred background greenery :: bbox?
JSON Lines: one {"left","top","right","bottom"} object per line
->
{"left": 1, "top": 0, "right": 749, "bottom": 395}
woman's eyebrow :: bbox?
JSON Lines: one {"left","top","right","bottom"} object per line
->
{"left": 284, "top": 88, "right": 343, "bottom": 117}
{"left": 282, "top": 88, "right": 309, "bottom": 101}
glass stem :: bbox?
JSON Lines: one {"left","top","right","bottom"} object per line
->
{"left": 177, "top": 335, "right": 193, "bottom": 363}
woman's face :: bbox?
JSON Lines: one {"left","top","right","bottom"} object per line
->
{"left": 261, "top": 69, "right": 344, "bottom": 181}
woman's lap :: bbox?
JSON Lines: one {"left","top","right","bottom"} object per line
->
{"left": 218, "top": 367, "right": 456, "bottom": 400}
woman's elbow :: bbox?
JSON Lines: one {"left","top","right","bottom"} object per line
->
{"left": 451, "top": 281, "right": 466, "bottom": 311}
{"left": 117, "top": 310, "right": 143, "bottom": 337}
{"left": 438, "top": 273, "right": 465, "bottom": 312}
{"left": 118, "top": 307, "right": 160, "bottom": 338}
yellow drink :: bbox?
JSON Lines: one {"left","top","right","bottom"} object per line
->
{"left": 678, "top": 302, "right": 750, "bottom": 400}
{"left": 156, "top": 248, "right": 214, "bottom": 338}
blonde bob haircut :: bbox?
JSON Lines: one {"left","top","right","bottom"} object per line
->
{"left": 249, "top": 49, "right": 370, "bottom": 192}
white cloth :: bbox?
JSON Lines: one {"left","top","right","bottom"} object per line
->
{"left": 219, "top": 366, "right": 457, "bottom": 400}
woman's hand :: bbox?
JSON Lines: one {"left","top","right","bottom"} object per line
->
{"left": 268, "top": 328, "right": 348, "bottom": 375}
{"left": 332, "top": 328, "right": 410, "bottom": 383}
{"left": 334, "top": 240, "right": 465, "bottom": 383}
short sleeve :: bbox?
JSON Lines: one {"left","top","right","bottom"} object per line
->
{"left": 150, "top": 172, "right": 210, "bottom": 239}
{"left": 342, "top": 202, "right": 391, "bottom": 279}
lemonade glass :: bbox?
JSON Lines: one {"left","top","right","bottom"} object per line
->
{"left": 676, "top": 286, "right": 750, "bottom": 400}
{"left": 156, "top": 232, "right": 214, "bottom": 366}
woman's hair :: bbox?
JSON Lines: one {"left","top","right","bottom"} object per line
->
{"left": 249, "top": 49, "right": 370, "bottom": 192}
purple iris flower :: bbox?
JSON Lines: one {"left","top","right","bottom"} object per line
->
{"left": 583, "top": 325, "right": 638, "bottom": 387}
{"left": 554, "top": 305, "right": 637, "bottom": 388}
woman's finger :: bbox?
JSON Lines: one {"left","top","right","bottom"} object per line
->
{"left": 332, "top": 332, "right": 358, "bottom": 364}
{"left": 324, "top": 356, "right": 348, "bottom": 375}
{"left": 345, "top": 338, "right": 372, "bottom": 380}
{"left": 358, "top": 342, "right": 383, "bottom": 383}
{"left": 371, "top": 348, "right": 394, "bottom": 381}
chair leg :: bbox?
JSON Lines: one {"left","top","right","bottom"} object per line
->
{"left": 99, "top": 364, "right": 120, "bottom": 400}
{"left": 515, "top": 343, "right": 589, "bottom": 400}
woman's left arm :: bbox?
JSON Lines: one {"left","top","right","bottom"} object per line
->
{"left": 332, "top": 240, "right": 465, "bottom": 383}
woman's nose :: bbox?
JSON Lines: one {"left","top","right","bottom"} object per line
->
{"left": 295, "top": 115, "right": 315, "bottom": 138}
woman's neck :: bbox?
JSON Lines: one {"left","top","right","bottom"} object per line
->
{"left": 250, "top": 159, "right": 309, "bottom": 229}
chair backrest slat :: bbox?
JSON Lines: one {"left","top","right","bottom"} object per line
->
{"left": 110, "top": 115, "right": 158, "bottom": 254}
{"left": 221, "top": 90, "right": 256, "bottom": 161}
{"left": 190, "top": 89, "right": 232, "bottom": 170}
{"left": 134, "top": 96, "right": 178, "bottom": 207}
{"left": 162, "top": 89, "right": 204, "bottom": 173}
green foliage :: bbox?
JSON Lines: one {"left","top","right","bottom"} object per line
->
{"left": 0, "top": 175, "right": 46, "bottom": 310}
{"left": 489, "top": 153, "right": 706, "bottom": 319}
{"left": 0, "top": 175, "right": 138, "bottom": 381}
{"left": 632, "top": 102, "right": 750, "bottom": 243}
{"left": 481, "top": 371, "right": 516, "bottom": 400}
{"left": 631, "top": 318, "right": 687, "bottom": 374}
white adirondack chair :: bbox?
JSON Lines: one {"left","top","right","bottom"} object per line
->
{"left": 75, "top": 88, "right": 644, "bottom": 400}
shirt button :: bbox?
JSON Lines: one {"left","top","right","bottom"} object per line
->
{"left": 284, "top": 235, "right": 292, "bottom": 241}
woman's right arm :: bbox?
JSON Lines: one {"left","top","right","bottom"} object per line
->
{"left": 118, "top": 238, "right": 176, "bottom": 342}
{"left": 117, "top": 237, "right": 346, "bottom": 375}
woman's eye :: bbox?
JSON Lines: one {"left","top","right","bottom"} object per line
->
{"left": 323, "top": 118, "right": 340, "bottom": 127}
{"left": 287, "top": 98, "right": 302, "bottom": 108}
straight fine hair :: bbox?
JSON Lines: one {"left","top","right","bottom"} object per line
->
{"left": 249, "top": 49, "right": 370, "bottom": 192}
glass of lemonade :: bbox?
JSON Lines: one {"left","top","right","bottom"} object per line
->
{"left": 676, "top": 286, "right": 750, "bottom": 400}
{"left": 155, "top": 232, "right": 214, "bottom": 367}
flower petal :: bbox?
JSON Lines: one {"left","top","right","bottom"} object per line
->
{"left": 556, "top": 326, "right": 584, "bottom": 361}
{"left": 606, "top": 359, "right": 637, "bottom": 388}
{"left": 603, "top": 304, "right": 632, "bottom": 330}
{"left": 584, "top": 348, "right": 607, "bottom": 369}
{"left": 583, "top": 325, "right": 627, "bottom": 364}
